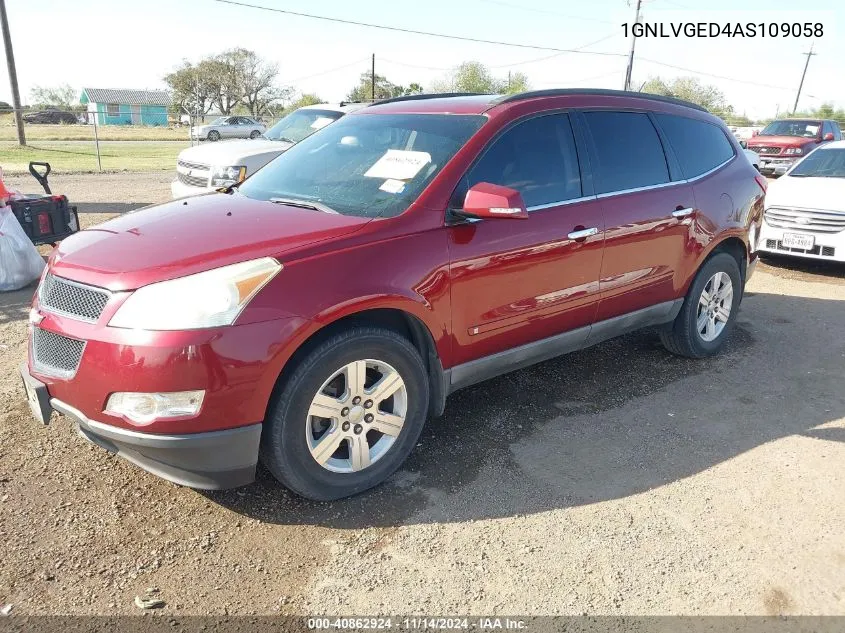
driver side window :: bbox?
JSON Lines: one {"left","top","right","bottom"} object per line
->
{"left": 457, "top": 113, "right": 582, "bottom": 209}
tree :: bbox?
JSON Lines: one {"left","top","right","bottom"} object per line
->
{"left": 430, "top": 62, "right": 529, "bottom": 94}
{"left": 345, "top": 72, "right": 420, "bottom": 101}
{"left": 641, "top": 76, "right": 734, "bottom": 118}
{"left": 287, "top": 93, "right": 324, "bottom": 110}
{"left": 164, "top": 61, "right": 215, "bottom": 117}
{"left": 30, "top": 84, "right": 77, "bottom": 108}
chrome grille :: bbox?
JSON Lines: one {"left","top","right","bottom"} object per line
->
{"left": 765, "top": 207, "right": 845, "bottom": 234}
{"left": 177, "top": 159, "right": 209, "bottom": 171}
{"left": 754, "top": 146, "right": 782, "bottom": 155}
{"left": 177, "top": 171, "right": 209, "bottom": 187}
{"left": 39, "top": 274, "right": 110, "bottom": 322}
{"left": 32, "top": 328, "right": 85, "bottom": 378}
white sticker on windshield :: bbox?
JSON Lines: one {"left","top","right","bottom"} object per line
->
{"left": 365, "top": 149, "right": 431, "bottom": 181}
{"left": 379, "top": 178, "right": 406, "bottom": 194}
{"left": 310, "top": 116, "right": 334, "bottom": 130}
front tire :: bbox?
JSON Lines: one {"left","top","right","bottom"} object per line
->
{"left": 207, "top": 130, "right": 221, "bottom": 141}
{"left": 249, "top": 130, "right": 261, "bottom": 139}
{"left": 260, "top": 327, "right": 430, "bottom": 501}
{"left": 660, "top": 252, "right": 742, "bottom": 358}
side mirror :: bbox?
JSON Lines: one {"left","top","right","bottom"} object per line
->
{"left": 823, "top": 132, "right": 835, "bottom": 141}
{"left": 453, "top": 182, "right": 529, "bottom": 221}
{"left": 739, "top": 140, "right": 748, "bottom": 149}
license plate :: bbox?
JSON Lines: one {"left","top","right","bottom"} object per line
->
{"left": 20, "top": 364, "right": 52, "bottom": 425}
{"left": 782, "top": 232, "right": 815, "bottom": 250}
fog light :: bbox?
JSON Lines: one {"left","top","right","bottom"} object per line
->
{"left": 105, "top": 391, "right": 205, "bottom": 424}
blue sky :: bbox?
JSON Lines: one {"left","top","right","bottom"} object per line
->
{"left": 4, "top": 0, "right": 842, "bottom": 119}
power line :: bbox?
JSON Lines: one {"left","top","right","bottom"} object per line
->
{"left": 378, "top": 58, "right": 452, "bottom": 72}
{"left": 285, "top": 58, "right": 370, "bottom": 84}
{"left": 478, "top": 0, "right": 616, "bottom": 24}
{"left": 212, "top": 0, "right": 626, "bottom": 57}
{"left": 637, "top": 56, "right": 811, "bottom": 93}
{"left": 490, "top": 32, "right": 621, "bottom": 69}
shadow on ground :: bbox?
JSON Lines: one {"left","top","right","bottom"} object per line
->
{"left": 207, "top": 290, "right": 845, "bottom": 528}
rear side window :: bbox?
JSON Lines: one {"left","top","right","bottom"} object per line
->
{"left": 656, "top": 114, "right": 735, "bottom": 179}
{"left": 583, "top": 111, "right": 670, "bottom": 194}
{"left": 464, "top": 113, "right": 582, "bottom": 208}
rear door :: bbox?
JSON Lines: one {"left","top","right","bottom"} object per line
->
{"left": 447, "top": 112, "right": 605, "bottom": 367}
{"left": 579, "top": 110, "right": 697, "bottom": 322}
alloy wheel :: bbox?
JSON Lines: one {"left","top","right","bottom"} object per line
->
{"left": 305, "top": 359, "right": 407, "bottom": 473}
{"left": 697, "top": 271, "right": 733, "bottom": 342}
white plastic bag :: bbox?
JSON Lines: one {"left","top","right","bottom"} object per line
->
{"left": 0, "top": 207, "right": 46, "bottom": 292}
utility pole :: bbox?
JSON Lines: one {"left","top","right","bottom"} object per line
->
{"left": 623, "top": 0, "right": 642, "bottom": 91}
{"left": 792, "top": 44, "right": 816, "bottom": 114}
{"left": 508, "top": 70, "right": 512, "bottom": 92}
{"left": 0, "top": 0, "right": 25, "bottom": 146}
{"left": 371, "top": 54, "right": 376, "bottom": 101}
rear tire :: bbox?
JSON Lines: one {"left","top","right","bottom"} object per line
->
{"left": 249, "top": 130, "right": 261, "bottom": 139}
{"left": 660, "top": 252, "right": 742, "bottom": 358}
{"left": 260, "top": 327, "right": 429, "bottom": 501}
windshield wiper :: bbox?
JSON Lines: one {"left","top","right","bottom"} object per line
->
{"left": 268, "top": 136, "right": 295, "bottom": 143}
{"left": 269, "top": 197, "right": 337, "bottom": 214}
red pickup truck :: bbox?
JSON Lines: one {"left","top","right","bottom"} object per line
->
{"left": 747, "top": 118, "right": 842, "bottom": 176}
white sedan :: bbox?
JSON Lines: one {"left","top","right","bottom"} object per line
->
{"left": 190, "top": 116, "right": 266, "bottom": 142}
{"left": 758, "top": 140, "right": 845, "bottom": 262}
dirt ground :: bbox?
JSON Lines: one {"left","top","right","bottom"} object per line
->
{"left": 1, "top": 173, "right": 844, "bottom": 617}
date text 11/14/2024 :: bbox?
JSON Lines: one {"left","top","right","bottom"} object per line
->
{"left": 306, "top": 618, "right": 528, "bottom": 630}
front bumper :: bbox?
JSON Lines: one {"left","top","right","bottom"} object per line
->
{"left": 171, "top": 178, "right": 213, "bottom": 199}
{"left": 22, "top": 361, "right": 261, "bottom": 488}
{"left": 758, "top": 219, "right": 844, "bottom": 262}
{"left": 757, "top": 156, "right": 797, "bottom": 175}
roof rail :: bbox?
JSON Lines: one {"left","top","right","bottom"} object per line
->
{"left": 494, "top": 89, "right": 708, "bottom": 113}
{"left": 373, "top": 92, "right": 490, "bottom": 106}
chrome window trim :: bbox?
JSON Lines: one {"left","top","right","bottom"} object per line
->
{"left": 38, "top": 274, "right": 112, "bottom": 324}
{"left": 594, "top": 154, "right": 735, "bottom": 200}
{"left": 527, "top": 195, "right": 597, "bottom": 212}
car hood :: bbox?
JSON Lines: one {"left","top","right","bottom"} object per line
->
{"left": 50, "top": 193, "right": 371, "bottom": 291}
{"left": 178, "top": 139, "right": 294, "bottom": 165}
{"left": 748, "top": 135, "right": 815, "bottom": 148}
{"left": 766, "top": 175, "right": 845, "bottom": 213}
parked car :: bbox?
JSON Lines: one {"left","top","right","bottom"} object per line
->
{"left": 746, "top": 118, "right": 842, "bottom": 176}
{"left": 22, "top": 110, "right": 78, "bottom": 125}
{"left": 21, "top": 90, "right": 765, "bottom": 500}
{"left": 173, "top": 103, "right": 369, "bottom": 198}
{"left": 758, "top": 140, "right": 845, "bottom": 262}
{"left": 740, "top": 142, "right": 760, "bottom": 171}
{"left": 190, "top": 115, "right": 266, "bottom": 142}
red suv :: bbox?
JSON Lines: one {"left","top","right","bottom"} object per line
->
{"left": 21, "top": 90, "right": 765, "bottom": 500}
{"left": 746, "top": 118, "right": 842, "bottom": 176}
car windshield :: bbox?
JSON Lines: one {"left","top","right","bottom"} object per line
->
{"left": 264, "top": 109, "right": 344, "bottom": 143}
{"left": 760, "top": 120, "right": 821, "bottom": 138}
{"left": 238, "top": 113, "right": 486, "bottom": 218}
{"left": 789, "top": 148, "right": 845, "bottom": 178}
{"left": 210, "top": 117, "right": 228, "bottom": 125}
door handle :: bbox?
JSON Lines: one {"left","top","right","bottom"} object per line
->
{"left": 567, "top": 227, "right": 599, "bottom": 240}
{"left": 672, "top": 207, "right": 695, "bottom": 218}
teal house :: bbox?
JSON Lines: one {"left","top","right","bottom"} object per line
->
{"left": 81, "top": 88, "right": 171, "bottom": 126}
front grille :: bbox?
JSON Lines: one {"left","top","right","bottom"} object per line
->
{"left": 765, "top": 239, "right": 836, "bottom": 257}
{"left": 177, "top": 171, "right": 209, "bottom": 187}
{"left": 177, "top": 159, "right": 209, "bottom": 171}
{"left": 32, "top": 328, "right": 85, "bottom": 378}
{"left": 765, "top": 207, "right": 845, "bottom": 234}
{"left": 38, "top": 273, "right": 110, "bottom": 322}
{"left": 754, "top": 146, "right": 782, "bottom": 155}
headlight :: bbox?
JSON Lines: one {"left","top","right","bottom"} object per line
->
{"left": 211, "top": 165, "right": 247, "bottom": 188}
{"left": 105, "top": 391, "right": 205, "bottom": 425}
{"left": 109, "top": 258, "right": 282, "bottom": 330}
{"left": 784, "top": 148, "right": 803, "bottom": 155}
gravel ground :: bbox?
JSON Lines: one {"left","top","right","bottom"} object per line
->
{"left": 1, "top": 174, "right": 844, "bottom": 617}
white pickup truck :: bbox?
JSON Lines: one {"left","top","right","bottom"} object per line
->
{"left": 171, "top": 102, "right": 369, "bottom": 199}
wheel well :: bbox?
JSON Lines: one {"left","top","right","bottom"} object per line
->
{"left": 710, "top": 237, "right": 747, "bottom": 282}
{"left": 272, "top": 308, "right": 447, "bottom": 420}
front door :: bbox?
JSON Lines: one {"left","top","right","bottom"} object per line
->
{"left": 130, "top": 105, "right": 141, "bottom": 125}
{"left": 448, "top": 113, "right": 605, "bottom": 370}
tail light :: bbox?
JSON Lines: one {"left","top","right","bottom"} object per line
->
{"left": 37, "top": 213, "right": 52, "bottom": 235}
{"left": 754, "top": 173, "right": 768, "bottom": 193}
